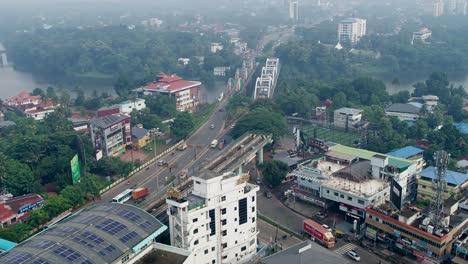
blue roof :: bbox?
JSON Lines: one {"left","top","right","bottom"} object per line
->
{"left": 0, "top": 238, "right": 17, "bottom": 251}
{"left": 452, "top": 123, "right": 468, "bottom": 135}
{"left": 420, "top": 166, "right": 468, "bottom": 186}
{"left": 386, "top": 146, "right": 424, "bottom": 159}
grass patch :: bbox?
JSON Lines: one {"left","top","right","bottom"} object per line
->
{"left": 193, "top": 103, "right": 217, "bottom": 129}
{"left": 165, "top": 175, "right": 176, "bottom": 185}
{"left": 302, "top": 125, "right": 359, "bottom": 147}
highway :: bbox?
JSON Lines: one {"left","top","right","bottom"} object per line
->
{"left": 97, "top": 99, "right": 232, "bottom": 205}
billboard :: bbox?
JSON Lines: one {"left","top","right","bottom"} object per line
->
{"left": 390, "top": 177, "right": 403, "bottom": 210}
{"left": 70, "top": 154, "right": 81, "bottom": 184}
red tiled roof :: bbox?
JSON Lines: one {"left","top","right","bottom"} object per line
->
{"left": 7, "top": 91, "right": 41, "bottom": 104}
{"left": 145, "top": 73, "right": 200, "bottom": 92}
{"left": 0, "top": 205, "right": 14, "bottom": 221}
{"left": 5, "top": 194, "right": 43, "bottom": 213}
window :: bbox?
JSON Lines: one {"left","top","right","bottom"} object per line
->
{"left": 235, "top": 218, "right": 237, "bottom": 222}
{"left": 252, "top": 196, "right": 255, "bottom": 202}
{"left": 212, "top": 260, "right": 215, "bottom": 264}
{"left": 234, "top": 207, "right": 237, "bottom": 211}
{"left": 212, "top": 247, "right": 215, "bottom": 251}
{"left": 193, "top": 218, "right": 198, "bottom": 223}
{"left": 241, "top": 246, "right": 247, "bottom": 251}
{"left": 347, "top": 196, "right": 352, "bottom": 201}
{"left": 196, "top": 181, "right": 201, "bottom": 184}
{"left": 334, "top": 192, "right": 338, "bottom": 196}
{"left": 235, "top": 228, "right": 237, "bottom": 232}
{"left": 205, "top": 249, "right": 209, "bottom": 254}
{"left": 222, "top": 219, "right": 227, "bottom": 226}
{"left": 340, "top": 194, "right": 344, "bottom": 198}
{"left": 194, "top": 240, "right": 199, "bottom": 245}
{"left": 194, "top": 228, "right": 198, "bottom": 234}
{"left": 222, "top": 243, "right": 227, "bottom": 248}
{"left": 221, "top": 208, "right": 227, "bottom": 215}
{"left": 252, "top": 206, "right": 255, "bottom": 212}
{"left": 235, "top": 240, "right": 238, "bottom": 244}
{"left": 222, "top": 230, "right": 227, "bottom": 236}
{"left": 358, "top": 200, "right": 365, "bottom": 205}
{"left": 326, "top": 190, "right": 330, "bottom": 194}
{"left": 221, "top": 196, "right": 226, "bottom": 202}
{"left": 252, "top": 217, "right": 255, "bottom": 223}
{"left": 222, "top": 255, "right": 227, "bottom": 260}
{"left": 239, "top": 198, "right": 247, "bottom": 225}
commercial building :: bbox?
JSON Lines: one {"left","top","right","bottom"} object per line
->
{"left": 132, "top": 126, "right": 150, "bottom": 149}
{"left": 288, "top": 0, "right": 299, "bottom": 22}
{"left": 333, "top": 107, "right": 363, "bottom": 129}
{"left": 166, "top": 171, "right": 259, "bottom": 264}
{"left": 422, "top": 0, "right": 444, "bottom": 16}
{"left": 0, "top": 203, "right": 170, "bottom": 264}
{"left": 412, "top": 28, "right": 432, "bottom": 44}
{"left": 118, "top": 99, "right": 146, "bottom": 115}
{"left": 387, "top": 146, "right": 426, "bottom": 171}
{"left": 0, "top": 194, "right": 44, "bottom": 228}
{"left": 365, "top": 202, "right": 468, "bottom": 262}
{"left": 337, "top": 18, "right": 367, "bottom": 46}
{"left": 417, "top": 167, "right": 468, "bottom": 202}
{"left": 90, "top": 114, "right": 132, "bottom": 158}
{"left": 134, "top": 73, "right": 202, "bottom": 112}
{"left": 385, "top": 103, "right": 423, "bottom": 122}
{"left": 260, "top": 241, "right": 349, "bottom": 264}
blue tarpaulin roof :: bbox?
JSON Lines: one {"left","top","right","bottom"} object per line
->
{"left": 420, "top": 166, "right": 468, "bottom": 186}
{"left": 452, "top": 123, "right": 468, "bottom": 134}
{"left": 0, "top": 238, "right": 17, "bottom": 252}
{"left": 386, "top": 146, "right": 424, "bottom": 159}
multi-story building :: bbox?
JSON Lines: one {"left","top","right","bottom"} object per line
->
{"left": 387, "top": 146, "right": 426, "bottom": 172}
{"left": 412, "top": 28, "right": 432, "bottom": 44}
{"left": 166, "top": 171, "right": 259, "bottom": 264}
{"left": 337, "top": 18, "right": 367, "bottom": 46}
{"left": 4, "top": 91, "right": 41, "bottom": 107}
{"left": 455, "top": 0, "right": 467, "bottom": 15}
{"left": 333, "top": 107, "right": 363, "bottom": 129}
{"left": 90, "top": 114, "right": 132, "bottom": 158}
{"left": 417, "top": 167, "right": 468, "bottom": 201}
{"left": 210, "top": 43, "right": 224, "bottom": 53}
{"left": 118, "top": 98, "right": 146, "bottom": 115}
{"left": 422, "top": 0, "right": 444, "bottom": 16}
{"left": 288, "top": 0, "right": 299, "bottom": 22}
{"left": 135, "top": 73, "right": 202, "bottom": 112}
{"left": 291, "top": 144, "right": 420, "bottom": 227}
{"left": 4, "top": 92, "right": 59, "bottom": 121}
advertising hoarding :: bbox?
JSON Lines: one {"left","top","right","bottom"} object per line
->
{"left": 70, "top": 154, "right": 81, "bottom": 184}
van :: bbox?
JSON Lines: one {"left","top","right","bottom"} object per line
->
{"left": 210, "top": 139, "right": 218, "bottom": 148}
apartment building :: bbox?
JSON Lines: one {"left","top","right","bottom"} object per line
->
{"left": 417, "top": 167, "right": 468, "bottom": 201}
{"left": 333, "top": 107, "right": 363, "bottom": 129}
{"left": 337, "top": 18, "right": 367, "bottom": 46}
{"left": 166, "top": 171, "right": 259, "bottom": 264}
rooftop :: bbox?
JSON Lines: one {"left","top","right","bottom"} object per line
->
{"left": 132, "top": 127, "right": 149, "bottom": 139}
{"left": 0, "top": 203, "right": 167, "bottom": 264}
{"left": 385, "top": 103, "right": 421, "bottom": 114}
{"left": 452, "top": 123, "right": 468, "bottom": 135}
{"left": 90, "top": 114, "right": 130, "bottom": 129}
{"left": 329, "top": 144, "right": 415, "bottom": 169}
{"left": 340, "top": 17, "right": 364, "bottom": 24}
{"left": 144, "top": 73, "right": 201, "bottom": 93}
{"left": 0, "top": 238, "right": 16, "bottom": 252}
{"left": 386, "top": 146, "right": 424, "bottom": 159}
{"left": 334, "top": 107, "right": 362, "bottom": 115}
{"left": 0, "top": 193, "right": 43, "bottom": 215}
{"left": 261, "top": 241, "right": 350, "bottom": 264}
{"left": 420, "top": 166, "right": 468, "bottom": 186}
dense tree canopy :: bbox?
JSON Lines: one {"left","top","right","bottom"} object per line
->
{"left": 260, "top": 160, "right": 289, "bottom": 187}
{"left": 230, "top": 107, "right": 287, "bottom": 140}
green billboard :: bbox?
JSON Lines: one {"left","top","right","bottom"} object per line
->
{"left": 70, "top": 154, "right": 81, "bottom": 184}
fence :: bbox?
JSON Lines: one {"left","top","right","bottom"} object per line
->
{"left": 99, "top": 140, "right": 186, "bottom": 195}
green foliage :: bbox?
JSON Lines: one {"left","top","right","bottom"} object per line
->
{"left": 0, "top": 153, "right": 35, "bottom": 196}
{"left": 43, "top": 196, "right": 72, "bottom": 218}
{"left": 172, "top": 112, "right": 195, "bottom": 139}
{"left": 260, "top": 160, "right": 289, "bottom": 187}
{"left": 26, "top": 210, "right": 49, "bottom": 227}
{"left": 145, "top": 96, "right": 177, "bottom": 119}
{"left": 226, "top": 94, "right": 252, "bottom": 122}
{"left": 230, "top": 108, "right": 287, "bottom": 140}
{"left": 91, "top": 157, "right": 133, "bottom": 177}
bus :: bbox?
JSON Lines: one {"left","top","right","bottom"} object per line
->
{"left": 112, "top": 189, "right": 133, "bottom": 203}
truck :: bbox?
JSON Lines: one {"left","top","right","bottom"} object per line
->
{"left": 132, "top": 188, "right": 149, "bottom": 200}
{"left": 303, "top": 219, "right": 335, "bottom": 248}
{"left": 210, "top": 139, "right": 218, "bottom": 148}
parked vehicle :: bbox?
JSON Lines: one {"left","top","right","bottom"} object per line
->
{"left": 158, "top": 160, "right": 168, "bottom": 166}
{"left": 315, "top": 212, "right": 327, "bottom": 219}
{"left": 210, "top": 124, "right": 215, "bottom": 129}
{"left": 210, "top": 139, "right": 218, "bottom": 148}
{"left": 347, "top": 250, "right": 360, "bottom": 261}
{"left": 303, "top": 219, "right": 335, "bottom": 248}
{"left": 177, "top": 143, "right": 187, "bottom": 151}
{"left": 321, "top": 224, "right": 332, "bottom": 232}
{"left": 132, "top": 188, "right": 149, "bottom": 200}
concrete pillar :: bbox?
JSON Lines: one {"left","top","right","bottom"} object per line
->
{"left": 257, "top": 148, "right": 264, "bottom": 165}
{"left": 238, "top": 166, "right": 242, "bottom": 175}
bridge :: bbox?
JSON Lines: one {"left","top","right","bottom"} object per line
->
{"left": 0, "top": 43, "right": 8, "bottom": 67}
{"left": 253, "top": 58, "right": 280, "bottom": 99}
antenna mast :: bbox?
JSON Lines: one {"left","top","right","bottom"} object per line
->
{"left": 429, "top": 150, "right": 450, "bottom": 231}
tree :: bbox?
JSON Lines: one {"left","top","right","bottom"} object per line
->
{"left": 74, "top": 89, "right": 85, "bottom": 106}
{"left": 3, "top": 158, "right": 35, "bottom": 196}
{"left": 26, "top": 209, "right": 49, "bottom": 227}
{"left": 42, "top": 196, "right": 72, "bottom": 218}
{"left": 332, "top": 92, "right": 347, "bottom": 109}
{"left": 448, "top": 96, "right": 464, "bottom": 122}
{"left": 172, "top": 112, "right": 195, "bottom": 139}
{"left": 46, "top": 87, "right": 57, "bottom": 102}
{"left": 32, "top": 88, "right": 45, "bottom": 98}
{"left": 391, "top": 91, "right": 410, "bottom": 103}
{"left": 260, "top": 160, "right": 289, "bottom": 187}
{"left": 60, "top": 185, "right": 84, "bottom": 208}
{"left": 230, "top": 108, "right": 287, "bottom": 140}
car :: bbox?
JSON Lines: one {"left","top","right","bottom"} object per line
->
{"left": 315, "top": 212, "right": 327, "bottom": 219}
{"left": 454, "top": 240, "right": 463, "bottom": 248}
{"left": 210, "top": 124, "right": 215, "bottom": 129}
{"left": 256, "top": 178, "right": 261, "bottom": 184}
{"left": 231, "top": 124, "right": 235, "bottom": 128}
{"left": 347, "top": 250, "right": 360, "bottom": 261}
{"left": 157, "top": 160, "right": 168, "bottom": 166}
{"left": 321, "top": 224, "right": 332, "bottom": 232}
{"left": 264, "top": 191, "right": 272, "bottom": 198}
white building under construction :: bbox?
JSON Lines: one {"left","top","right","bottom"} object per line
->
{"left": 166, "top": 171, "right": 259, "bottom": 264}
{"left": 254, "top": 58, "right": 279, "bottom": 100}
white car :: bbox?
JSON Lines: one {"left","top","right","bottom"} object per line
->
{"left": 210, "top": 124, "right": 215, "bottom": 129}
{"left": 321, "top": 224, "right": 332, "bottom": 232}
{"left": 347, "top": 250, "right": 361, "bottom": 261}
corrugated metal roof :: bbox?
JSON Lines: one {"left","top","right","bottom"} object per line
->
{"left": 452, "top": 123, "right": 468, "bottom": 135}
{"left": 132, "top": 127, "right": 148, "bottom": 139}
{"left": 90, "top": 114, "right": 129, "bottom": 129}
{"left": 420, "top": 166, "right": 468, "bottom": 186}
{"left": 0, "top": 239, "right": 17, "bottom": 252}
{"left": 386, "top": 146, "right": 424, "bottom": 159}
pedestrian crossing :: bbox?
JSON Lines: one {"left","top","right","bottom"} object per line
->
{"left": 333, "top": 243, "right": 356, "bottom": 255}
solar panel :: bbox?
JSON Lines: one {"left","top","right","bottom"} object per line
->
{"left": 73, "top": 237, "right": 94, "bottom": 248}
{"left": 95, "top": 204, "right": 114, "bottom": 212}
{"left": 52, "top": 226, "right": 80, "bottom": 235}
{"left": 139, "top": 221, "right": 153, "bottom": 229}
{"left": 96, "top": 218, "right": 127, "bottom": 235}
{"left": 52, "top": 246, "right": 81, "bottom": 261}
{"left": 119, "top": 231, "right": 138, "bottom": 243}
{"left": 27, "top": 239, "right": 56, "bottom": 249}
{"left": 117, "top": 210, "right": 141, "bottom": 222}
{"left": 31, "top": 259, "right": 49, "bottom": 264}
{"left": 72, "top": 214, "right": 102, "bottom": 224}
{"left": 1, "top": 252, "right": 32, "bottom": 264}
{"left": 81, "top": 260, "right": 93, "bottom": 264}
{"left": 82, "top": 232, "right": 104, "bottom": 244}
{"left": 105, "top": 245, "right": 116, "bottom": 252}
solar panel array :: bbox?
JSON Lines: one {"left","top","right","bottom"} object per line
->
{"left": 117, "top": 210, "right": 141, "bottom": 222}
{"left": 72, "top": 214, "right": 102, "bottom": 224}
{"left": 139, "top": 221, "right": 153, "bottom": 229}
{"left": 52, "top": 246, "right": 81, "bottom": 262}
{"left": 81, "top": 231, "right": 104, "bottom": 244}
{"left": 30, "top": 259, "right": 49, "bottom": 264}
{"left": 96, "top": 219, "right": 127, "bottom": 235}
{"left": 95, "top": 204, "right": 114, "bottom": 212}
{"left": 81, "top": 260, "right": 93, "bottom": 264}
{"left": 48, "top": 226, "right": 80, "bottom": 236}
{"left": 119, "top": 231, "right": 138, "bottom": 243}
{"left": 0, "top": 252, "right": 32, "bottom": 264}
{"left": 27, "top": 239, "right": 56, "bottom": 250}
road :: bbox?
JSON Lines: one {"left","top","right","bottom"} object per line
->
{"left": 257, "top": 218, "right": 303, "bottom": 250}
{"left": 98, "top": 99, "right": 232, "bottom": 205}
